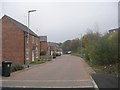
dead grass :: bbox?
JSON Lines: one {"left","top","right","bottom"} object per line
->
{"left": 92, "top": 63, "right": 119, "bottom": 76}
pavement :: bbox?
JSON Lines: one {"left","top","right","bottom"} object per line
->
{"left": 1, "top": 55, "right": 95, "bottom": 88}
{"left": 91, "top": 73, "right": 119, "bottom": 90}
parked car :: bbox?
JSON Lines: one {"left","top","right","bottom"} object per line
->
{"left": 56, "top": 52, "right": 61, "bottom": 56}
{"left": 67, "top": 51, "right": 71, "bottom": 54}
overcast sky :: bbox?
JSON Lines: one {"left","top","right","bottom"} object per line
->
{"left": 0, "top": 0, "right": 119, "bottom": 43}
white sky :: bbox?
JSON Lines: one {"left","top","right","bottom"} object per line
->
{"left": 0, "top": 0, "right": 119, "bottom": 43}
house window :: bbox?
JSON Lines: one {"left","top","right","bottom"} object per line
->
{"left": 25, "top": 48, "right": 29, "bottom": 60}
{"left": 36, "top": 47, "right": 38, "bottom": 59}
{"left": 27, "top": 38, "right": 28, "bottom": 44}
{"left": 32, "top": 36, "right": 34, "bottom": 43}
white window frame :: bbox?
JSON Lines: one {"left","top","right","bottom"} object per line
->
{"left": 25, "top": 48, "right": 29, "bottom": 60}
{"left": 36, "top": 47, "right": 38, "bottom": 59}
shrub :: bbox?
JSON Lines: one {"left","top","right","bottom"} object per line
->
{"left": 11, "top": 63, "right": 24, "bottom": 72}
{"left": 40, "top": 50, "right": 47, "bottom": 56}
{"left": 82, "top": 45, "right": 95, "bottom": 62}
{"left": 89, "top": 38, "right": 118, "bottom": 65}
{"left": 52, "top": 52, "right": 56, "bottom": 59}
{"left": 83, "top": 32, "right": 118, "bottom": 66}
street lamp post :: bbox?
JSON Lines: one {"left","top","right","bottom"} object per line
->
{"left": 27, "top": 10, "right": 36, "bottom": 68}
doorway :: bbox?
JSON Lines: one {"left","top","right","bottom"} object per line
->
{"left": 32, "top": 50, "right": 34, "bottom": 62}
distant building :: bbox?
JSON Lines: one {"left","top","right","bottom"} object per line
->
{"left": 109, "top": 28, "right": 119, "bottom": 34}
{"left": 48, "top": 42, "right": 62, "bottom": 55}
{"left": 39, "top": 36, "right": 48, "bottom": 54}
{"left": 40, "top": 36, "right": 47, "bottom": 42}
{"left": 1, "top": 15, "right": 40, "bottom": 64}
{"left": 39, "top": 36, "right": 49, "bottom": 59}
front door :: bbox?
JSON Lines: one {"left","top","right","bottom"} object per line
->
{"left": 32, "top": 50, "right": 34, "bottom": 62}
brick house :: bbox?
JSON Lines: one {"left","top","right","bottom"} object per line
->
{"left": 40, "top": 36, "right": 48, "bottom": 53}
{"left": 0, "top": 18, "right": 2, "bottom": 62}
{"left": 1, "top": 15, "right": 40, "bottom": 65}
{"left": 48, "top": 42, "right": 61, "bottom": 55}
{"left": 39, "top": 36, "right": 49, "bottom": 59}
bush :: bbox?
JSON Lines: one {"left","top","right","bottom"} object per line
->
{"left": 11, "top": 64, "right": 24, "bottom": 72}
{"left": 82, "top": 32, "right": 118, "bottom": 66}
{"left": 89, "top": 38, "right": 118, "bottom": 65}
{"left": 52, "top": 52, "right": 56, "bottom": 59}
{"left": 40, "top": 50, "right": 47, "bottom": 56}
{"left": 82, "top": 48, "right": 90, "bottom": 61}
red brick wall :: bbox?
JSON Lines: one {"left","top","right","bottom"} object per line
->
{"left": 0, "top": 19, "right": 2, "bottom": 63}
{"left": 2, "top": 16, "right": 25, "bottom": 64}
{"left": 34, "top": 37, "right": 40, "bottom": 60}
{"left": 40, "top": 41, "right": 48, "bottom": 52}
{"left": 50, "top": 46, "right": 56, "bottom": 51}
{"left": 29, "top": 35, "right": 40, "bottom": 61}
{"left": 25, "top": 33, "right": 40, "bottom": 63}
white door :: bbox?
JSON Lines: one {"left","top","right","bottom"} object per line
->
{"left": 32, "top": 50, "right": 34, "bottom": 62}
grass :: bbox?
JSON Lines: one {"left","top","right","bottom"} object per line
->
{"left": 71, "top": 53, "right": 81, "bottom": 57}
{"left": 72, "top": 54, "right": 119, "bottom": 76}
{"left": 30, "top": 60, "right": 46, "bottom": 64}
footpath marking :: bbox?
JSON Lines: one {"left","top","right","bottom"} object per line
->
{"left": 1, "top": 85, "right": 94, "bottom": 88}
{"left": 2, "top": 79, "right": 94, "bottom": 88}
{"left": 2, "top": 79, "right": 92, "bottom": 82}
{"left": 90, "top": 76, "right": 99, "bottom": 90}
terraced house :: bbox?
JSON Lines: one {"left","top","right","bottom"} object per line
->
{"left": 40, "top": 36, "right": 48, "bottom": 54}
{"left": 39, "top": 36, "right": 49, "bottom": 60}
{"left": 1, "top": 15, "right": 40, "bottom": 65}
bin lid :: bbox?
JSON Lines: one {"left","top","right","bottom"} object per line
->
{"left": 2, "top": 61, "right": 12, "bottom": 64}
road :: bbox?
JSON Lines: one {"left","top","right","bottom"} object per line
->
{"left": 2, "top": 55, "right": 95, "bottom": 88}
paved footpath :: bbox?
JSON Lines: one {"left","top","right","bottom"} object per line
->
{"left": 2, "top": 55, "right": 95, "bottom": 88}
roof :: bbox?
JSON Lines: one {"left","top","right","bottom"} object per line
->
{"left": 48, "top": 42, "right": 59, "bottom": 47}
{"left": 2, "top": 15, "right": 38, "bottom": 37}
{"left": 39, "top": 36, "right": 47, "bottom": 41}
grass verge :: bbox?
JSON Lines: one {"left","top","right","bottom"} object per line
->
{"left": 71, "top": 53, "right": 81, "bottom": 57}
{"left": 73, "top": 54, "right": 119, "bottom": 76}
{"left": 30, "top": 60, "right": 46, "bottom": 64}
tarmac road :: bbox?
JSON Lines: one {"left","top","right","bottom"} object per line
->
{"left": 2, "top": 55, "right": 95, "bottom": 88}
